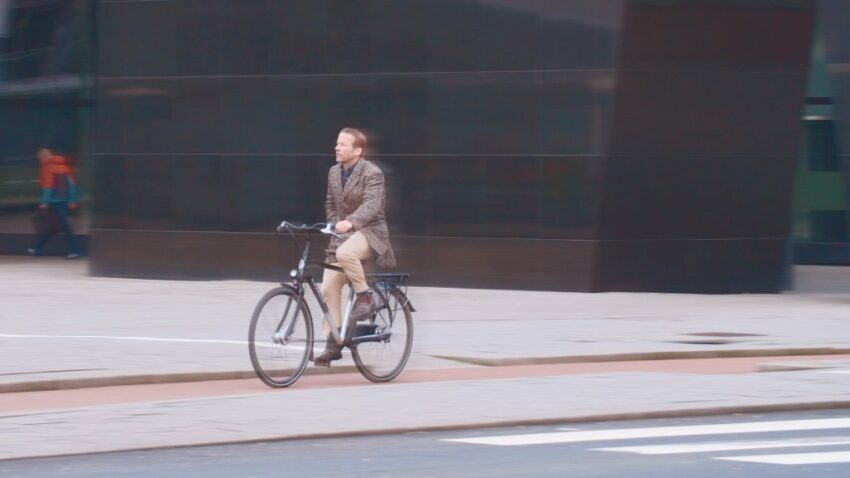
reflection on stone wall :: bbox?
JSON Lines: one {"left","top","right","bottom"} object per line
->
{"left": 89, "top": 0, "right": 818, "bottom": 292}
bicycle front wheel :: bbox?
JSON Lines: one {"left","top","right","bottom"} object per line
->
{"left": 351, "top": 288, "right": 413, "bottom": 382}
{"left": 248, "top": 287, "right": 313, "bottom": 388}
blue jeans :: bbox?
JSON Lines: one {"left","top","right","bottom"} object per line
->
{"left": 33, "top": 203, "right": 80, "bottom": 255}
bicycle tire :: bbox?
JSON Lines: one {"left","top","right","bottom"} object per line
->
{"left": 351, "top": 288, "right": 413, "bottom": 383}
{"left": 248, "top": 287, "right": 313, "bottom": 388}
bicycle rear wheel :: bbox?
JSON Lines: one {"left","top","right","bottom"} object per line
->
{"left": 351, "top": 288, "right": 413, "bottom": 382}
{"left": 249, "top": 287, "right": 313, "bottom": 388}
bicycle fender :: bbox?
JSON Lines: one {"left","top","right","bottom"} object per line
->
{"left": 275, "top": 283, "right": 304, "bottom": 298}
{"left": 400, "top": 294, "right": 416, "bottom": 312}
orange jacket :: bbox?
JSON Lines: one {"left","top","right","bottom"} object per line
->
{"left": 38, "top": 155, "right": 78, "bottom": 204}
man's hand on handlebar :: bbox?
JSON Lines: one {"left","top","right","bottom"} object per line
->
{"left": 276, "top": 220, "right": 345, "bottom": 238}
{"left": 335, "top": 220, "right": 353, "bottom": 234}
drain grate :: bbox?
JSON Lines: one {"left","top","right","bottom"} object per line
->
{"left": 669, "top": 331, "right": 766, "bottom": 345}
{"left": 671, "top": 339, "right": 737, "bottom": 345}
{"left": 686, "top": 332, "right": 765, "bottom": 338}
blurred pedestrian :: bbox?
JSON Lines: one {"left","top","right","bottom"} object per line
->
{"left": 27, "top": 147, "right": 81, "bottom": 259}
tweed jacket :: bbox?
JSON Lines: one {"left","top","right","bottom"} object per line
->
{"left": 325, "top": 159, "right": 397, "bottom": 268}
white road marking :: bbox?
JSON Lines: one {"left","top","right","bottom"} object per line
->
{"left": 444, "top": 418, "right": 850, "bottom": 446}
{"left": 0, "top": 333, "right": 319, "bottom": 355}
{"left": 595, "top": 437, "right": 850, "bottom": 455}
{"left": 0, "top": 333, "right": 247, "bottom": 346}
{"left": 718, "top": 450, "right": 850, "bottom": 465}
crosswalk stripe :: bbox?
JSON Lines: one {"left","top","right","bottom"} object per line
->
{"left": 594, "top": 437, "right": 850, "bottom": 455}
{"left": 444, "top": 418, "right": 850, "bottom": 446}
{"left": 717, "top": 451, "right": 850, "bottom": 465}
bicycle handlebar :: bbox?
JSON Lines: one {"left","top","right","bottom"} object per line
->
{"left": 276, "top": 221, "right": 341, "bottom": 238}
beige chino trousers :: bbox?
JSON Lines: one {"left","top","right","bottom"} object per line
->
{"left": 320, "top": 231, "right": 374, "bottom": 336}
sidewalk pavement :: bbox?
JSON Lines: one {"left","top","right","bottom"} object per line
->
{"left": 1, "top": 256, "right": 849, "bottom": 461}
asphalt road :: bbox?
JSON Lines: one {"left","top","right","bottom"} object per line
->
{"left": 3, "top": 409, "right": 850, "bottom": 477}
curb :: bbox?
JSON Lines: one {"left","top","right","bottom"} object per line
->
{"left": 430, "top": 347, "right": 850, "bottom": 367}
{"left": 3, "top": 400, "right": 850, "bottom": 463}
{"left": 5, "top": 347, "right": 850, "bottom": 394}
{"left": 0, "top": 365, "right": 358, "bottom": 394}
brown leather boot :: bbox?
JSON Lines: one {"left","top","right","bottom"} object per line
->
{"left": 314, "top": 336, "right": 342, "bottom": 366}
{"left": 350, "top": 290, "right": 376, "bottom": 321}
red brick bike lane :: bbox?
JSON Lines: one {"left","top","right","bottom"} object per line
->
{"left": 2, "top": 354, "right": 848, "bottom": 414}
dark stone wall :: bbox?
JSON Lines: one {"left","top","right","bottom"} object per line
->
{"left": 593, "top": 0, "right": 816, "bottom": 292}
{"left": 90, "top": 0, "right": 816, "bottom": 292}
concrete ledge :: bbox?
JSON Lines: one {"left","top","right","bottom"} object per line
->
{"left": 431, "top": 347, "right": 850, "bottom": 367}
{"left": 0, "top": 366, "right": 358, "bottom": 394}
{"left": 4, "top": 348, "right": 850, "bottom": 393}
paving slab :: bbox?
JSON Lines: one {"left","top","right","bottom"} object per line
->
{"left": 0, "top": 369, "right": 848, "bottom": 461}
{"left": 2, "top": 257, "right": 850, "bottom": 460}
{"left": 3, "top": 258, "right": 850, "bottom": 391}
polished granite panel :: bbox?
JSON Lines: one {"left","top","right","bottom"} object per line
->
{"left": 219, "top": 155, "right": 326, "bottom": 233}
{"left": 87, "top": 229, "right": 297, "bottom": 279}
{"left": 95, "top": 71, "right": 614, "bottom": 156}
{"left": 91, "top": 154, "right": 174, "bottom": 231}
{"left": 218, "top": 77, "right": 278, "bottom": 155}
{"left": 825, "top": 73, "right": 850, "bottom": 156}
{"left": 590, "top": 0, "right": 814, "bottom": 291}
{"left": 97, "top": 1, "right": 129, "bottom": 78}
{"left": 91, "top": 154, "right": 600, "bottom": 239}
{"left": 592, "top": 237, "right": 789, "bottom": 293}
{"left": 621, "top": 0, "right": 814, "bottom": 69}
{"left": 94, "top": 79, "right": 176, "bottom": 154}
{"left": 121, "top": 155, "right": 174, "bottom": 230}
{"left": 95, "top": 0, "right": 171, "bottom": 77}
{"left": 92, "top": 84, "right": 128, "bottom": 154}
{"left": 101, "top": 0, "right": 623, "bottom": 77}
{"left": 172, "top": 155, "right": 223, "bottom": 231}
{"left": 121, "top": 85, "right": 174, "bottom": 155}
{"left": 218, "top": 0, "right": 273, "bottom": 76}
{"left": 170, "top": 78, "right": 224, "bottom": 154}
{"left": 394, "top": 235, "right": 596, "bottom": 291}
{"left": 223, "top": 155, "right": 322, "bottom": 232}
{"left": 88, "top": 229, "right": 597, "bottom": 291}
{"left": 91, "top": 155, "right": 127, "bottom": 229}
{"left": 85, "top": 0, "right": 818, "bottom": 292}
{"left": 609, "top": 69, "right": 810, "bottom": 157}
{"left": 610, "top": 1, "right": 814, "bottom": 158}
{"left": 92, "top": 154, "right": 330, "bottom": 233}
{"left": 172, "top": 0, "right": 224, "bottom": 77}
{"left": 818, "top": 0, "right": 850, "bottom": 63}
{"left": 596, "top": 155, "right": 798, "bottom": 240}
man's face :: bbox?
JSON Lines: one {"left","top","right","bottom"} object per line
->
{"left": 335, "top": 132, "right": 361, "bottom": 165}
{"left": 37, "top": 149, "right": 52, "bottom": 164}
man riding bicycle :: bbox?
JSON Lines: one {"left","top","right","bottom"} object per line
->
{"left": 316, "top": 127, "right": 397, "bottom": 366}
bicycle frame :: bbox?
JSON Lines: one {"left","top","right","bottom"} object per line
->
{"left": 279, "top": 224, "right": 395, "bottom": 348}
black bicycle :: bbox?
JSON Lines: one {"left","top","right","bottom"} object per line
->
{"left": 248, "top": 221, "right": 414, "bottom": 387}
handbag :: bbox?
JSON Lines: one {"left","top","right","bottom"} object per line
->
{"left": 32, "top": 208, "right": 62, "bottom": 235}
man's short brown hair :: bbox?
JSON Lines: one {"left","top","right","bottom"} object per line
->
{"left": 340, "top": 127, "right": 368, "bottom": 151}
